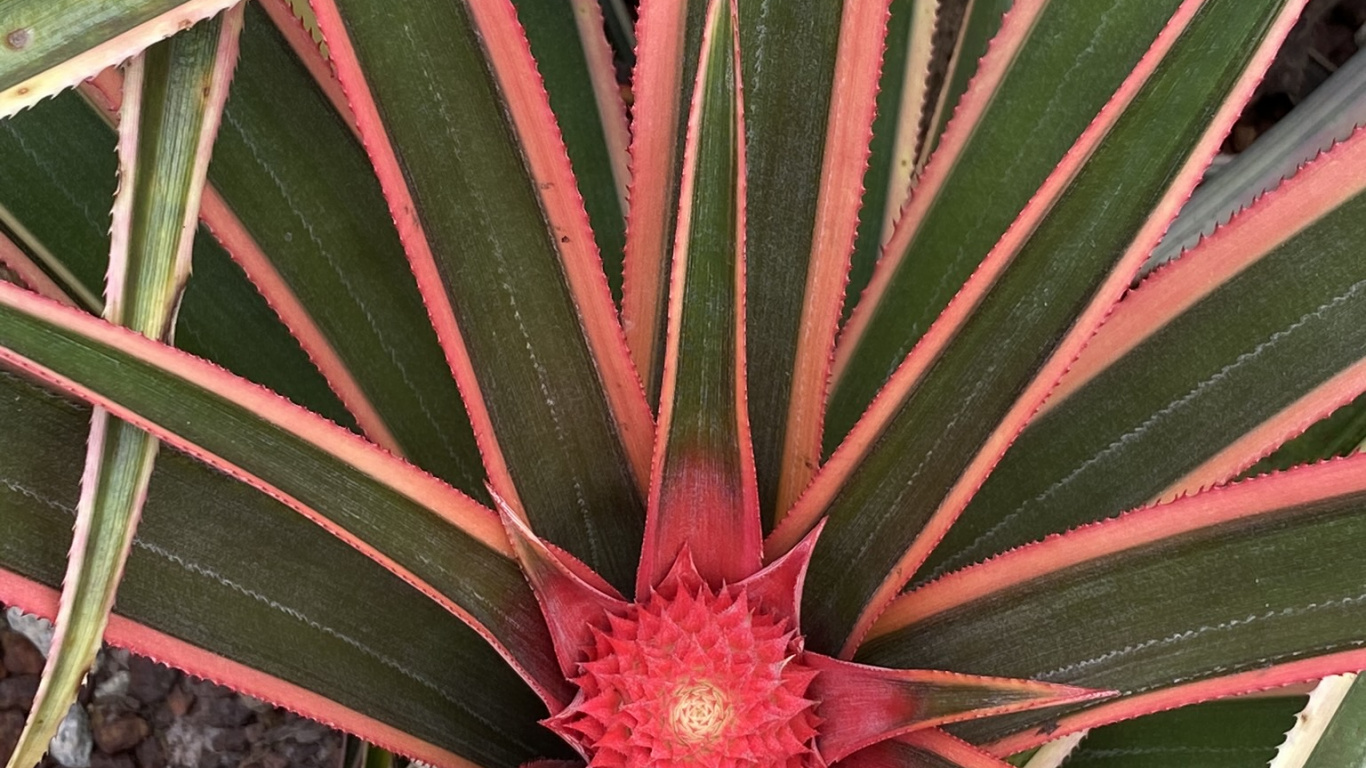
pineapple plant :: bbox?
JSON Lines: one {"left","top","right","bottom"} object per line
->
{"left": 1, "top": 0, "right": 1366, "bottom": 765}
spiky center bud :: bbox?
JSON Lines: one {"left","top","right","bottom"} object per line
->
{"left": 544, "top": 567, "right": 820, "bottom": 768}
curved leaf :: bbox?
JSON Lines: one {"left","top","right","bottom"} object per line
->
{"left": 8, "top": 12, "right": 242, "bottom": 768}
{"left": 862, "top": 457, "right": 1366, "bottom": 751}
{"left": 0, "top": 283, "right": 570, "bottom": 704}
{"left": 774, "top": 0, "right": 1303, "bottom": 655}
{"left": 921, "top": 125, "right": 1366, "bottom": 587}
{"left": 0, "top": 370, "right": 564, "bottom": 768}
{"left": 312, "top": 0, "right": 650, "bottom": 590}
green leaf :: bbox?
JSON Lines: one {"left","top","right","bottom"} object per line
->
{"left": 1148, "top": 46, "right": 1366, "bottom": 271}
{"left": 858, "top": 459, "right": 1366, "bottom": 748}
{"left": 0, "top": 88, "right": 354, "bottom": 429}
{"left": 8, "top": 14, "right": 241, "bottom": 768}
{"left": 620, "top": 0, "right": 708, "bottom": 407}
{"left": 637, "top": 0, "right": 759, "bottom": 594}
{"left": 318, "top": 0, "right": 647, "bottom": 591}
{"left": 209, "top": 3, "right": 486, "bottom": 495}
{"left": 825, "top": 0, "right": 1181, "bottom": 448}
{"left": 1303, "top": 676, "right": 1366, "bottom": 768}
{"left": 843, "top": 0, "right": 936, "bottom": 325}
{"left": 512, "top": 0, "right": 628, "bottom": 303}
{"left": 1063, "top": 698, "right": 1302, "bottom": 767}
{"left": 0, "top": 282, "right": 567, "bottom": 700}
{"left": 1246, "top": 391, "right": 1366, "bottom": 477}
{"left": 916, "top": 0, "right": 1012, "bottom": 165}
{"left": 0, "top": 370, "right": 564, "bottom": 768}
{"left": 736, "top": 0, "right": 844, "bottom": 522}
{"left": 922, "top": 129, "right": 1366, "bottom": 588}
{"left": 790, "top": 0, "right": 1299, "bottom": 655}
{"left": 0, "top": 0, "right": 237, "bottom": 116}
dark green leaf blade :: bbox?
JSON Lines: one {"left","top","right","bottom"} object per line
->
{"left": 921, "top": 126, "right": 1366, "bottom": 588}
{"left": 638, "top": 0, "right": 760, "bottom": 594}
{"left": 859, "top": 458, "right": 1366, "bottom": 750}
{"left": 512, "top": 0, "right": 629, "bottom": 302}
{"left": 826, "top": 0, "right": 1181, "bottom": 449}
{"left": 0, "top": 369, "right": 564, "bottom": 768}
{"left": 736, "top": 0, "right": 844, "bottom": 522}
{"left": 210, "top": 3, "right": 488, "bottom": 495}
{"left": 316, "top": 0, "right": 649, "bottom": 591}
{"left": 789, "top": 0, "right": 1301, "bottom": 655}
{"left": 0, "top": 283, "right": 567, "bottom": 702}
{"left": 1063, "top": 698, "right": 1302, "bottom": 768}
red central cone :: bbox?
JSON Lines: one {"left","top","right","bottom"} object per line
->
{"left": 544, "top": 557, "right": 821, "bottom": 768}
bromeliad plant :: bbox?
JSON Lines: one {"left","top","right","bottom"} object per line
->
{"left": 3, "top": 0, "right": 1366, "bottom": 765}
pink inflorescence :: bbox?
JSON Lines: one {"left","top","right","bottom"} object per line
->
{"left": 544, "top": 561, "right": 821, "bottom": 768}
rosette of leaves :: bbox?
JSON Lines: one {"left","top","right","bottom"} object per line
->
{"left": 2, "top": 0, "right": 1366, "bottom": 766}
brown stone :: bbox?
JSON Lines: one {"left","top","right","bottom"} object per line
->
{"left": 1, "top": 631, "right": 45, "bottom": 676}
{"left": 91, "top": 709, "right": 150, "bottom": 753}
{"left": 133, "top": 735, "right": 164, "bottom": 768}
{"left": 165, "top": 686, "right": 193, "bottom": 719}
{"left": 239, "top": 753, "right": 287, "bottom": 768}
{"left": 0, "top": 675, "right": 37, "bottom": 710}
{"left": 0, "top": 710, "right": 26, "bottom": 762}
{"left": 125, "top": 657, "right": 176, "bottom": 706}
{"left": 89, "top": 753, "right": 136, "bottom": 768}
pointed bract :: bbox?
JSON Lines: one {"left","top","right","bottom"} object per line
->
{"left": 497, "top": 497, "right": 630, "bottom": 680}
{"left": 807, "top": 655, "right": 1109, "bottom": 762}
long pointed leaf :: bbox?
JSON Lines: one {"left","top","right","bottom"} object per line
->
{"left": 843, "top": 0, "right": 939, "bottom": 326}
{"left": 0, "top": 0, "right": 238, "bottom": 117}
{"left": 740, "top": 0, "right": 887, "bottom": 524}
{"left": 828, "top": 0, "right": 1180, "bottom": 446}
{"left": 0, "top": 282, "right": 572, "bottom": 705}
{"left": 637, "top": 0, "right": 759, "bottom": 595}
{"left": 0, "top": 370, "right": 563, "bottom": 768}
{"left": 863, "top": 456, "right": 1366, "bottom": 751}
{"left": 9, "top": 12, "right": 241, "bottom": 768}
{"left": 0, "top": 87, "right": 354, "bottom": 430}
{"left": 772, "top": 0, "right": 892, "bottom": 517}
{"left": 620, "top": 0, "right": 708, "bottom": 406}
{"left": 310, "top": 0, "right": 651, "bottom": 591}
{"left": 772, "top": 0, "right": 1305, "bottom": 655}
{"left": 921, "top": 124, "right": 1366, "bottom": 587}
{"left": 513, "top": 0, "right": 630, "bottom": 302}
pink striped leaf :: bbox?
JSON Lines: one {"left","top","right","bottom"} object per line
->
{"left": 0, "top": 281, "right": 576, "bottom": 706}
{"left": 0, "top": 369, "right": 560, "bottom": 767}
{"left": 6, "top": 11, "right": 244, "bottom": 768}
{"left": 861, "top": 455, "right": 1366, "bottom": 753}
{"left": 740, "top": 0, "right": 890, "bottom": 526}
{"left": 636, "top": 0, "right": 761, "bottom": 596}
{"left": 918, "top": 124, "right": 1366, "bottom": 589}
{"left": 311, "top": 0, "right": 652, "bottom": 592}
{"left": 767, "top": 0, "right": 1306, "bottom": 657}
{"left": 512, "top": 0, "right": 630, "bottom": 302}
{"left": 620, "top": 0, "right": 709, "bottom": 408}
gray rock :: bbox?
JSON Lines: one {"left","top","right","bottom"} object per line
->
{"left": 3, "top": 608, "right": 53, "bottom": 656}
{"left": 49, "top": 702, "right": 93, "bottom": 768}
